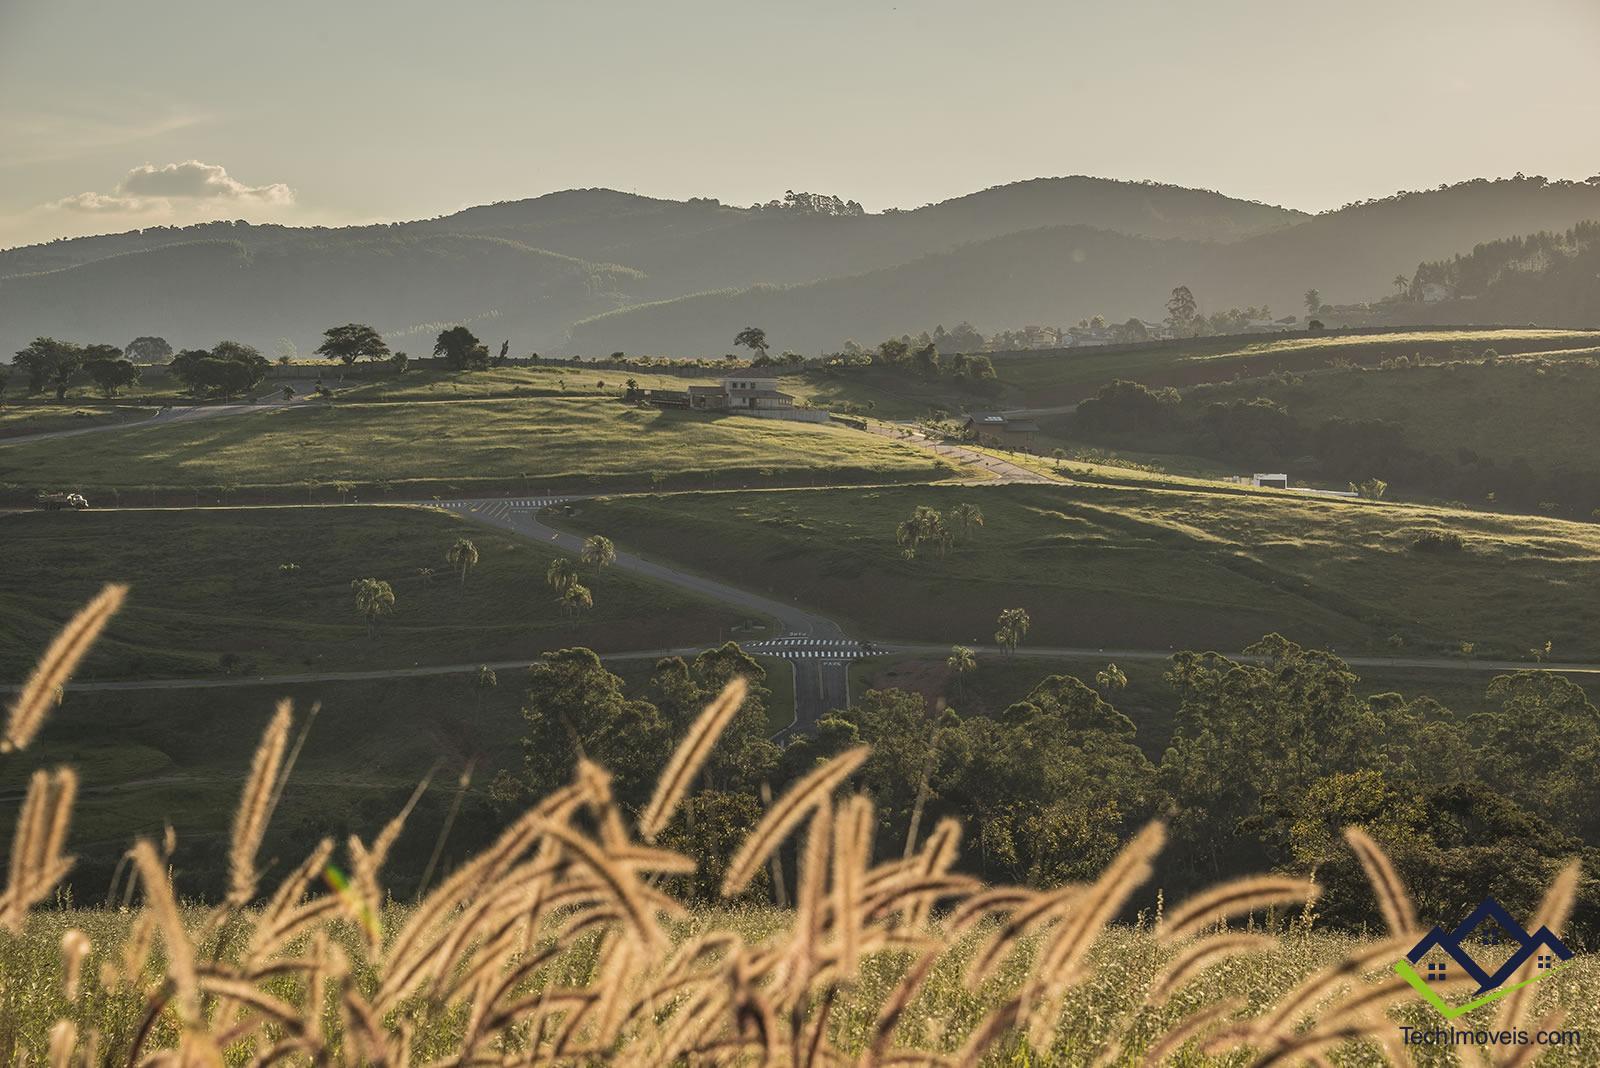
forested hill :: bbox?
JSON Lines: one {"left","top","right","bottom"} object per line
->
{"left": 569, "top": 177, "right": 1600, "bottom": 355}
{"left": 1391, "top": 218, "right": 1600, "bottom": 327}
{"left": 5, "top": 175, "right": 1600, "bottom": 359}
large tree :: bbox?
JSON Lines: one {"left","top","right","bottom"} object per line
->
{"left": 434, "top": 326, "right": 489, "bottom": 371}
{"left": 124, "top": 336, "right": 173, "bottom": 364}
{"left": 87, "top": 357, "right": 141, "bottom": 398}
{"left": 733, "top": 327, "right": 768, "bottom": 359}
{"left": 314, "top": 323, "right": 391, "bottom": 365}
{"left": 13, "top": 337, "right": 85, "bottom": 401}
{"left": 169, "top": 341, "right": 270, "bottom": 399}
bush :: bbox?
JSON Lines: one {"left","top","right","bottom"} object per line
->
{"left": 1411, "top": 530, "right": 1466, "bottom": 553}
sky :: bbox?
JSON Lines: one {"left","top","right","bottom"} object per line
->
{"left": 2, "top": 0, "right": 1598, "bottom": 250}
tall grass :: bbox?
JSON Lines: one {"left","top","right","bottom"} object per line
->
{"left": 0, "top": 587, "right": 1585, "bottom": 1064}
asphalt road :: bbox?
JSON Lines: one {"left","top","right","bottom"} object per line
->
{"left": 432, "top": 498, "right": 852, "bottom": 733}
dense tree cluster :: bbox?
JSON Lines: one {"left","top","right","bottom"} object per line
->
{"left": 500, "top": 634, "right": 1600, "bottom": 933}
{"left": 169, "top": 340, "right": 271, "bottom": 398}
{"left": 12, "top": 337, "right": 143, "bottom": 400}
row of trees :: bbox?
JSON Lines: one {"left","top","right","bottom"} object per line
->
{"left": 10, "top": 338, "right": 143, "bottom": 400}
{"left": 893, "top": 502, "right": 984, "bottom": 559}
{"left": 519, "top": 631, "right": 1600, "bottom": 930}
{"left": 350, "top": 535, "right": 617, "bottom": 637}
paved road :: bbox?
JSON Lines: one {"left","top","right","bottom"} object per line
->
{"left": 431, "top": 498, "right": 852, "bottom": 733}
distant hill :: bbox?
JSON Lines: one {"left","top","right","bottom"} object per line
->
{"left": 1384, "top": 219, "right": 1600, "bottom": 328}
{"left": 4, "top": 174, "right": 1599, "bottom": 360}
{"left": 571, "top": 177, "right": 1600, "bottom": 354}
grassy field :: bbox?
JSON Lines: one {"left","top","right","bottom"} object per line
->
{"left": 1191, "top": 355, "right": 1600, "bottom": 476}
{"left": 0, "top": 404, "right": 153, "bottom": 438}
{"left": 0, "top": 396, "right": 947, "bottom": 500}
{"left": 0, "top": 504, "right": 749, "bottom": 680}
{"left": 991, "top": 327, "right": 1600, "bottom": 408}
{"left": 2, "top": 903, "right": 1595, "bottom": 1064}
{"left": 563, "top": 482, "right": 1600, "bottom": 660}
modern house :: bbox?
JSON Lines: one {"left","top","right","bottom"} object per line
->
{"left": 644, "top": 375, "right": 823, "bottom": 421}
{"left": 963, "top": 412, "right": 1040, "bottom": 447}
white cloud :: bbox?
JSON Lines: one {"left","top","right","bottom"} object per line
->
{"left": 46, "top": 160, "right": 294, "bottom": 214}
{"left": 120, "top": 160, "right": 293, "bottom": 203}
{"left": 52, "top": 191, "right": 150, "bottom": 213}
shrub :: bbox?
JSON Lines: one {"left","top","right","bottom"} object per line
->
{"left": 1410, "top": 530, "right": 1466, "bottom": 553}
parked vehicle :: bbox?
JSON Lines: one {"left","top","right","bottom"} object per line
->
{"left": 36, "top": 492, "right": 89, "bottom": 511}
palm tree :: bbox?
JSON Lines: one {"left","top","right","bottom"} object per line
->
{"left": 471, "top": 665, "right": 498, "bottom": 714}
{"left": 1392, "top": 274, "right": 1410, "bottom": 297}
{"left": 547, "top": 558, "right": 579, "bottom": 596}
{"left": 1095, "top": 663, "right": 1128, "bottom": 696}
{"left": 895, "top": 517, "right": 922, "bottom": 560}
{"left": 994, "top": 607, "right": 1030, "bottom": 655}
{"left": 561, "top": 582, "right": 593, "bottom": 621}
{"left": 581, "top": 535, "right": 616, "bottom": 574}
{"left": 946, "top": 645, "right": 977, "bottom": 696}
{"left": 445, "top": 537, "right": 479, "bottom": 591}
{"left": 350, "top": 578, "right": 396, "bottom": 638}
{"left": 950, "top": 503, "right": 985, "bottom": 540}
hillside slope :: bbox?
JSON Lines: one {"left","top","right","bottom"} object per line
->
{"left": 568, "top": 177, "right": 1600, "bottom": 354}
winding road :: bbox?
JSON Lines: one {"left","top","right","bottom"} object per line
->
{"left": 23, "top": 492, "right": 1600, "bottom": 737}
{"left": 431, "top": 498, "right": 851, "bottom": 732}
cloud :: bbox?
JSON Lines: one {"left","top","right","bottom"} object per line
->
{"left": 52, "top": 191, "right": 149, "bottom": 213}
{"left": 120, "top": 160, "right": 293, "bottom": 204}
{"left": 47, "top": 160, "right": 294, "bottom": 214}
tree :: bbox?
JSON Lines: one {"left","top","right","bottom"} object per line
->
{"left": 1095, "top": 663, "right": 1128, "bottom": 696}
{"left": 947, "top": 645, "right": 977, "bottom": 696}
{"left": 1392, "top": 274, "right": 1410, "bottom": 297}
{"left": 547, "top": 558, "right": 579, "bottom": 596}
{"left": 995, "top": 607, "right": 1031, "bottom": 654}
{"left": 434, "top": 326, "right": 489, "bottom": 371}
{"left": 86, "top": 357, "right": 141, "bottom": 398}
{"left": 124, "top": 336, "right": 172, "bottom": 364}
{"left": 1165, "top": 287, "right": 1197, "bottom": 334}
{"left": 581, "top": 535, "right": 616, "bottom": 574}
{"left": 471, "top": 665, "right": 498, "bottom": 714}
{"left": 315, "top": 323, "right": 390, "bottom": 365}
{"left": 496, "top": 340, "right": 510, "bottom": 366}
{"left": 0, "top": 366, "right": 9, "bottom": 405}
{"left": 894, "top": 505, "right": 949, "bottom": 560}
{"left": 950, "top": 502, "right": 984, "bottom": 540}
{"left": 733, "top": 327, "right": 768, "bottom": 359}
{"left": 561, "top": 582, "right": 593, "bottom": 620}
{"left": 350, "top": 578, "right": 396, "bottom": 637}
{"left": 1304, "top": 289, "right": 1323, "bottom": 316}
{"left": 446, "top": 537, "right": 479, "bottom": 590}
{"left": 168, "top": 341, "right": 270, "bottom": 398}
{"left": 912, "top": 343, "right": 941, "bottom": 377}
{"left": 13, "top": 337, "right": 85, "bottom": 400}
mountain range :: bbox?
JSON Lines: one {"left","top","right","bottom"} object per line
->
{"left": 4, "top": 175, "right": 1599, "bottom": 360}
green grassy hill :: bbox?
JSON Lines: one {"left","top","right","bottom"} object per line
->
{"left": 0, "top": 396, "right": 946, "bottom": 501}
{"left": 1044, "top": 347, "right": 1600, "bottom": 515}
{"left": 562, "top": 482, "right": 1600, "bottom": 660}
{"left": 0, "top": 505, "right": 747, "bottom": 679}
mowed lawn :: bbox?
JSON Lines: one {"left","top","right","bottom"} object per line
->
{"left": 0, "top": 504, "right": 747, "bottom": 680}
{"left": 568, "top": 482, "right": 1600, "bottom": 660}
{"left": 0, "top": 395, "right": 945, "bottom": 497}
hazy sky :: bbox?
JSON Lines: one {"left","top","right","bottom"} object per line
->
{"left": 3, "top": 0, "right": 1598, "bottom": 250}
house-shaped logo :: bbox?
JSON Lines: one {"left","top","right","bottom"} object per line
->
{"left": 1394, "top": 897, "right": 1573, "bottom": 1018}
